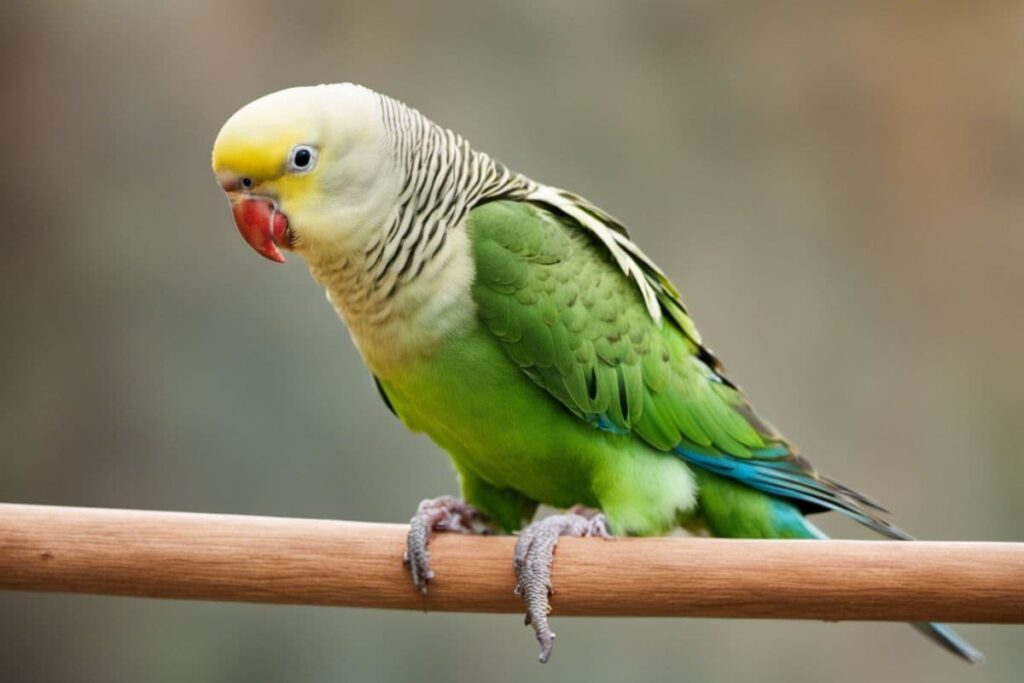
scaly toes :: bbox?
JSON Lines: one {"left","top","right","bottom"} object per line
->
{"left": 404, "top": 496, "right": 490, "bottom": 595}
{"left": 405, "top": 510, "right": 436, "bottom": 595}
{"left": 513, "top": 512, "right": 609, "bottom": 663}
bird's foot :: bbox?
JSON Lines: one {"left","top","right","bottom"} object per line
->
{"left": 404, "top": 496, "right": 490, "bottom": 595}
{"left": 513, "top": 510, "right": 610, "bottom": 663}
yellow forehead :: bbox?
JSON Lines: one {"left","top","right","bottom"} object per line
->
{"left": 211, "top": 125, "right": 307, "bottom": 181}
{"left": 212, "top": 84, "right": 380, "bottom": 186}
{"left": 212, "top": 87, "right": 327, "bottom": 180}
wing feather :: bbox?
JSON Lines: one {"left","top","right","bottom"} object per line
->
{"left": 469, "top": 198, "right": 897, "bottom": 532}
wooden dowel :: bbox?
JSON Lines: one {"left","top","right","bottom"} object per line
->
{"left": 1, "top": 503, "right": 1021, "bottom": 622}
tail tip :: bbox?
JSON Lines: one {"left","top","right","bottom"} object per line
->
{"left": 913, "top": 622, "right": 985, "bottom": 664}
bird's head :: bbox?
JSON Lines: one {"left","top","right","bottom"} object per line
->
{"left": 212, "top": 84, "right": 396, "bottom": 263}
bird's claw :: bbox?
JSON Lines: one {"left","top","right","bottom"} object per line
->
{"left": 513, "top": 511, "right": 610, "bottom": 663}
{"left": 405, "top": 496, "right": 487, "bottom": 595}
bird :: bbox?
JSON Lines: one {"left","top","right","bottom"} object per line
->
{"left": 211, "top": 83, "right": 983, "bottom": 664}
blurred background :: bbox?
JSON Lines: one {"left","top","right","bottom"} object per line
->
{"left": 1, "top": 1, "right": 1022, "bottom": 681}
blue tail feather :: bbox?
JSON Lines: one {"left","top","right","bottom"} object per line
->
{"left": 776, "top": 503, "right": 984, "bottom": 664}
{"left": 676, "top": 447, "right": 909, "bottom": 539}
{"left": 912, "top": 623, "right": 985, "bottom": 664}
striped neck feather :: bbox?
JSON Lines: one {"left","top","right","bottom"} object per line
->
{"left": 309, "top": 92, "right": 670, "bottom": 369}
{"left": 364, "top": 94, "right": 536, "bottom": 299}
{"left": 366, "top": 94, "right": 665, "bottom": 322}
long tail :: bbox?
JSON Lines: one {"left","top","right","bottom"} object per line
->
{"left": 798, "top": 516, "right": 984, "bottom": 664}
{"left": 911, "top": 622, "right": 985, "bottom": 664}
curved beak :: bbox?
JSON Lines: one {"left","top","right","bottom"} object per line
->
{"left": 230, "top": 195, "right": 291, "bottom": 263}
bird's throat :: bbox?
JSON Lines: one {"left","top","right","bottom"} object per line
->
{"left": 307, "top": 223, "right": 478, "bottom": 377}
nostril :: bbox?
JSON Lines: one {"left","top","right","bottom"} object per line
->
{"left": 241, "top": 177, "right": 253, "bottom": 189}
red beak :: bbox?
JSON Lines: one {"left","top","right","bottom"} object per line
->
{"left": 231, "top": 196, "right": 291, "bottom": 263}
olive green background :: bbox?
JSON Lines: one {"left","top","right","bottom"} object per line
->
{"left": 2, "top": 1, "right": 1021, "bottom": 681}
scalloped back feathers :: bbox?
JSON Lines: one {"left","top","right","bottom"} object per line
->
{"left": 469, "top": 199, "right": 905, "bottom": 538}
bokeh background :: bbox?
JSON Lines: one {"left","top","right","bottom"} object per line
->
{"left": 2, "top": 1, "right": 1022, "bottom": 681}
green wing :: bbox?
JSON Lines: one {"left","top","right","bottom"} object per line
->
{"left": 469, "top": 199, "right": 900, "bottom": 535}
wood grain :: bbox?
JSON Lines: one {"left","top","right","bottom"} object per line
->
{"left": 1, "top": 503, "right": 1021, "bottom": 622}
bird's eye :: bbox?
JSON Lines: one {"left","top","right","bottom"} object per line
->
{"left": 288, "top": 145, "right": 317, "bottom": 173}
{"left": 241, "top": 177, "right": 253, "bottom": 189}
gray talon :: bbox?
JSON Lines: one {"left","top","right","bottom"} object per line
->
{"left": 513, "top": 511, "right": 609, "bottom": 663}
{"left": 404, "top": 496, "right": 488, "bottom": 595}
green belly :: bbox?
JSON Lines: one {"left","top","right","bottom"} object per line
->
{"left": 379, "top": 324, "right": 599, "bottom": 507}
{"left": 376, "top": 321, "right": 698, "bottom": 534}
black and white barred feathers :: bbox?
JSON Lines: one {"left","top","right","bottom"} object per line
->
{"left": 369, "top": 93, "right": 671, "bottom": 323}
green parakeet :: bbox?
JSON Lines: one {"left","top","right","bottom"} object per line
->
{"left": 211, "top": 84, "right": 982, "bottom": 664}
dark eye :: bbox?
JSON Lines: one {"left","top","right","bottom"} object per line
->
{"left": 288, "top": 145, "right": 317, "bottom": 173}
{"left": 241, "top": 177, "right": 253, "bottom": 189}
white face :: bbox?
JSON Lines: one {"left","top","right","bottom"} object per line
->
{"left": 212, "top": 84, "right": 398, "bottom": 262}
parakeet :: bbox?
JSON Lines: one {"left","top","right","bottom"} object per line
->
{"left": 211, "top": 84, "right": 982, "bottom": 664}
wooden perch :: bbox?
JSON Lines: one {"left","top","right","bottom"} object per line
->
{"left": 1, "top": 503, "right": 1022, "bottom": 623}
